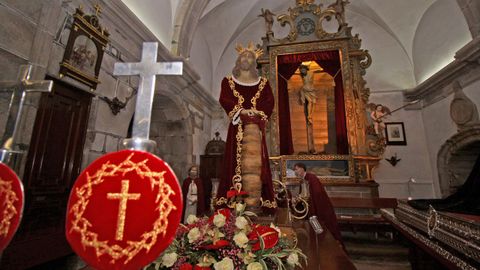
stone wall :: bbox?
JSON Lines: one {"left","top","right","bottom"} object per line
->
{"left": 369, "top": 91, "right": 435, "bottom": 199}
{"left": 0, "top": 0, "right": 217, "bottom": 182}
{"left": 370, "top": 37, "right": 480, "bottom": 199}
{"left": 0, "top": 0, "right": 62, "bottom": 176}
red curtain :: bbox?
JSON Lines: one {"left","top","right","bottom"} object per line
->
{"left": 278, "top": 62, "right": 301, "bottom": 154}
{"left": 277, "top": 51, "right": 349, "bottom": 155}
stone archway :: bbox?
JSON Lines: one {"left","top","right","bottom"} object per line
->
{"left": 171, "top": 0, "right": 210, "bottom": 57}
{"left": 150, "top": 93, "right": 193, "bottom": 181}
{"left": 437, "top": 125, "right": 480, "bottom": 197}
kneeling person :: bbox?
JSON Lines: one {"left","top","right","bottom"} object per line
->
{"left": 293, "top": 163, "right": 343, "bottom": 245}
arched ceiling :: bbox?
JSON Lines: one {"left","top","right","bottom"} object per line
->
{"left": 122, "top": 0, "right": 181, "bottom": 50}
{"left": 122, "top": 0, "right": 472, "bottom": 98}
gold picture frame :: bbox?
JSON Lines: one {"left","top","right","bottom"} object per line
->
{"left": 59, "top": 6, "right": 109, "bottom": 90}
{"left": 281, "top": 154, "right": 354, "bottom": 183}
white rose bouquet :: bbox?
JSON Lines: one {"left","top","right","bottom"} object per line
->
{"left": 148, "top": 203, "right": 306, "bottom": 270}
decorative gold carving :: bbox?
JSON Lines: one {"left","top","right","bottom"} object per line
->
{"left": 280, "top": 154, "right": 354, "bottom": 183}
{"left": 235, "top": 42, "right": 263, "bottom": 59}
{"left": 426, "top": 206, "right": 438, "bottom": 238}
{"left": 107, "top": 180, "right": 141, "bottom": 241}
{"left": 213, "top": 197, "right": 229, "bottom": 207}
{"left": 267, "top": 41, "right": 360, "bottom": 156}
{"left": 60, "top": 5, "right": 109, "bottom": 89}
{"left": 251, "top": 78, "right": 268, "bottom": 110}
{"left": 276, "top": 14, "right": 297, "bottom": 43}
{"left": 349, "top": 50, "right": 372, "bottom": 69}
{"left": 383, "top": 209, "right": 478, "bottom": 270}
{"left": 258, "top": 0, "right": 378, "bottom": 182}
{"left": 0, "top": 178, "right": 19, "bottom": 237}
{"left": 227, "top": 76, "right": 268, "bottom": 192}
{"left": 353, "top": 155, "right": 381, "bottom": 182}
{"left": 316, "top": 8, "right": 341, "bottom": 39}
{"left": 395, "top": 202, "right": 480, "bottom": 263}
{"left": 260, "top": 198, "right": 278, "bottom": 209}
{"left": 290, "top": 196, "right": 309, "bottom": 220}
{"left": 69, "top": 153, "right": 177, "bottom": 264}
{"left": 233, "top": 122, "right": 244, "bottom": 192}
{"left": 267, "top": 0, "right": 351, "bottom": 43}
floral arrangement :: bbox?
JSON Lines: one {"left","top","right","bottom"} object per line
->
{"left": 149, "top": 202, "right": 306, "bottom": 270}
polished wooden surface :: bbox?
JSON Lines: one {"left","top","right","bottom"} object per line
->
{"left": 291, "top": 220, "right": 356, "bottom": 270}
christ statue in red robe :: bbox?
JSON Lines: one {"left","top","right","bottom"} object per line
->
{"left": 215, "top": 42, "right": 276, "bottom": 213}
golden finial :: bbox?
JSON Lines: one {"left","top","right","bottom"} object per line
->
{"left": 235, "top": 41, "right": 263, "bottom": 59}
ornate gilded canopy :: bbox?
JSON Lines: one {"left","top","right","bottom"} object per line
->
{"left": 257, "top": 0, "right": 382, "bottom": 182}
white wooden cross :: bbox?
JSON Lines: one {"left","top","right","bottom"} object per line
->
{"left": 114, "top": 42, "right": 183, "bottom": 145}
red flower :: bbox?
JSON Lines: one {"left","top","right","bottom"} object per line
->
{"left": 179, "top": 263, "right": 193, "bottom": 270}
{"left": 194, "top": 265, "right": 211, "bottom": 270}
{"left": 227, "top": 189, "right": 248, "bottom": 198}
{"left": 248, "top": 225, "right": 279, "bottom": 251}
{"left": 201, "top": 239, "right": 230, "bottom": 250}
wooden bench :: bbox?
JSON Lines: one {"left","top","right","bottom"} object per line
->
{"left": 330, "top": 197, "right": 398, "bottom": 233}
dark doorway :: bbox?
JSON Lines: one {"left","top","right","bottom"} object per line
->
{"left": 1, "top": 78, "right": 92, "bottom": 269}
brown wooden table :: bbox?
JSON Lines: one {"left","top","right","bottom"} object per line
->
{"left": 290, "top": 221, "right": 356, "bottom": 270}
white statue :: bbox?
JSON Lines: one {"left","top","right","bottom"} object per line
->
{"left": 299, "top": 64, "right": 320, "bottom": 125}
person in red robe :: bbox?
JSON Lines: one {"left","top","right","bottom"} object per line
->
{"left": 293, "top": 163, "right": 343, "bottom": 245}
{"left": 181, "top": 165, "right": 206, "bottom": 222}
{"left": 215, "top": 43, "right": 276, "bottom": 213}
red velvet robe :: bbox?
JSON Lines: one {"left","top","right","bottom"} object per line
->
{"left": 217, "top": 77, "right": 275, "bottom": 212}
{"left": 181, "top": 177, "right": 206, "bottom": 219}
{"left": 304, "top": 172, "right": 343, "bottom": 245}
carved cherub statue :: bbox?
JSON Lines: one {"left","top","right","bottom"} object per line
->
{"left": 367, "top": 103, "right": 391, "bottom": 135}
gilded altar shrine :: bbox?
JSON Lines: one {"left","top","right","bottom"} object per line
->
{"left": 255, "top": 0, "right": 384, "bottom": 184}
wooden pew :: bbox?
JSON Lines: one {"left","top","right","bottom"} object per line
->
{"left": 330, "top": 197, "right": 398, "bottom": 233}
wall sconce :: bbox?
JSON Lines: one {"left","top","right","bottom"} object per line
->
{"left": 385, "top": 153, "right": 401, "bottom": 166}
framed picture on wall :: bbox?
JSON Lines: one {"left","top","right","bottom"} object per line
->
{"left": 385, "top": 122, "right": 407, "bottom": 145}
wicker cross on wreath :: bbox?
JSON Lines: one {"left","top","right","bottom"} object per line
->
{"left": 66, "top": 42, "right": 184, "bottom": 270}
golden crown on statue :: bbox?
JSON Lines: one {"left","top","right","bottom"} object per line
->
{"left": 235, "top": 41, "right": 263, "bottom": 58}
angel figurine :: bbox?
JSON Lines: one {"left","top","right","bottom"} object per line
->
{"left": 367, "top": 103, "right": 391, "bottom": 135}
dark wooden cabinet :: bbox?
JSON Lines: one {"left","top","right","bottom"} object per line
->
{"left": 1, "top": 79, "right": 92, "bottom": 269}
{"left": 199, "top": 154, "right": 223, "bottom": 182}
{"left": 200, "top": 132, "right": 226, "bottom": 206}
{"left": 200, "top": 154, "right": 223, "bottom": 206}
